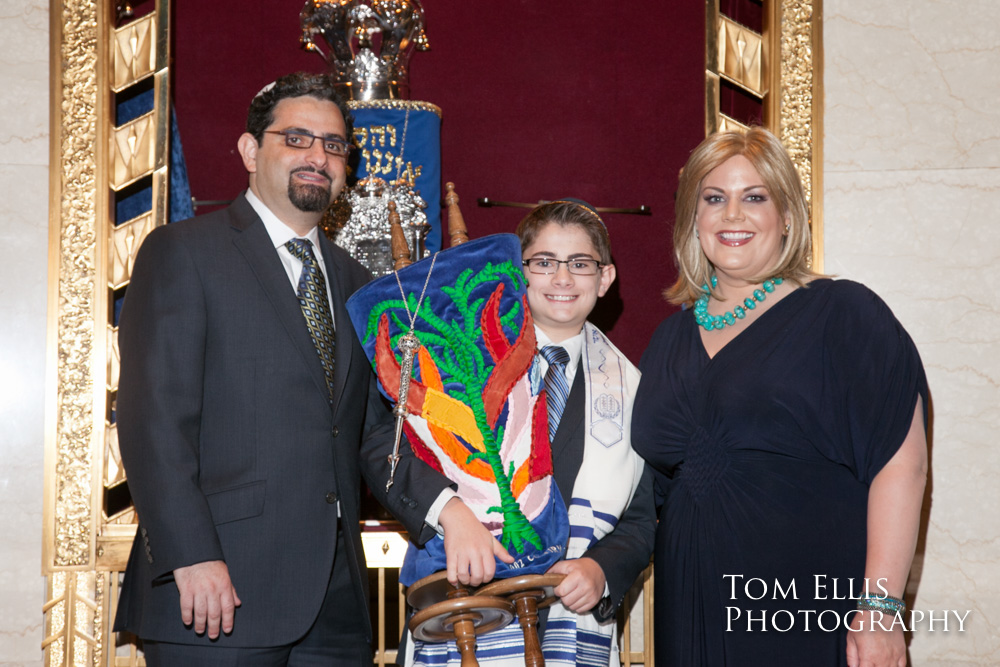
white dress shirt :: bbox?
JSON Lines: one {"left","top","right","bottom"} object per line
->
{"left": 246, "top": 189, "right": 336, "bottom": 329}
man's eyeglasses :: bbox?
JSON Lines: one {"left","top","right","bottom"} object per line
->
{"left": 265, "top": 130, "right": 352, "bottom": 158}
{"left": 522, "top": 257, "right": 604, "bottom": 276}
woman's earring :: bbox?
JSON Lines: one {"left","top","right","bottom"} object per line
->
{"left": 695, "top": 229, "right": 700, "bottom": 239}
{"left": 784, "top": 223, "right": 790, "bottom": 235}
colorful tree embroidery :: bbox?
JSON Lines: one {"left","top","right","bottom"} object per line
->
{"left": 360, "top": 260, "right": 543, "bottom": 553}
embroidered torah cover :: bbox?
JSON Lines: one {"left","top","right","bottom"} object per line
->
{"left": 346, "top": 234, "right": 568, "bottom": 584}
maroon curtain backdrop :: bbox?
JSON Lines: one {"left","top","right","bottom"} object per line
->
{"left": 173, "top": 0, "right": 704, "bottom": 361}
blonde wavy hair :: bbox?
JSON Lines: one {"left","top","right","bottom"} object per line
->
{"left": 665, "top": 127, "right": 819, "bottom": 306}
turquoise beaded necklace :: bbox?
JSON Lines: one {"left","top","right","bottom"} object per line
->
{"left": 693, "top": 274, "right": 784, "bottom": 331}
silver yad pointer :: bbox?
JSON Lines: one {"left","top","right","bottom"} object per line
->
{"left": 386, "top": 331, "right": 421, "bottom": 491}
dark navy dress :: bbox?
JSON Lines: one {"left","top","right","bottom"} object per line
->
{"left": 632, "top": 279, "right": 927, "bottom": 666}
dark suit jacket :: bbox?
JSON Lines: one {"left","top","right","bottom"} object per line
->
{"left": 113, "top": 195, "right": 450, "bottom": 646}
{"left": 549, "top": 366, "right": 657, "bottom": 622}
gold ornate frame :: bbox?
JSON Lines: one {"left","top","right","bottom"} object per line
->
{"left": 44, "top": 0, "right": 169, "bottom": 664}
{"left": 42, "top": 2, "right": 823, "bottom": 664}
{"left": 706, "top": 0, "right": 824, "bottom": 270}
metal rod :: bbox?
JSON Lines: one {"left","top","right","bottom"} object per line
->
{"left": 191, "top": 198, "right": 234, "bottom": 209}
{"left": 476, "top": 197, "right": 651, "bottom": 216}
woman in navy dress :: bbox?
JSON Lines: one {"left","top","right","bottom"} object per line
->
{"left": 632, "top": 128, "right": 927, "bottom": 667}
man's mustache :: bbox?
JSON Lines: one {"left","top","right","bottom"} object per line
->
{"left": 291, "top": 166, "right": 332, "bottom": 183}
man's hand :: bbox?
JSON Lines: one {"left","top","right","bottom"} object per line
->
{"left": 173, "top": 560, "right": 241, "bottom": 639}
{"left": 438, "top": 497, "right": 514, "bottom": 587}
{"left": 548, "top": 557, "right": 606, "bottom": 613}
{"left": 846, "top": 610, "right": 907, "bottom": 667}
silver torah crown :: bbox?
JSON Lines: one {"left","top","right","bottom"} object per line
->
{"left": 328, "top": 175, "right": 430, "bottom": 278}
{"left": 300, "top": 0, "right": 430, "bottom": 101}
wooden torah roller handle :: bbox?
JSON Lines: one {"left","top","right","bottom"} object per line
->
{"left": 407, "top": 570, "right": 516, "bottom": 667}
{"left": 476, "top": 573, "right": 567, "bottom": 667}
{"left": 407, "top": 570, "right": 465, "bottom": 610}
{"left": 409, "top": 594, "right": 516, "bottom": 642}
{"left": 476, "top": 573, "right": 566, "bottom": 609}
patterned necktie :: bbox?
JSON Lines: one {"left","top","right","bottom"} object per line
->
{"left": 285, "top": 238, "right": 336, "bottom": 402}
{"left": 541, "top": 345, "right": 571, "bottom": 440}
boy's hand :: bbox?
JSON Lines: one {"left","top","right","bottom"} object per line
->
{"left": 548, "top": 557, "right": 606, "bottom": 613}
{"left": 439, "top": 497, "right": 514, "bottom": 586}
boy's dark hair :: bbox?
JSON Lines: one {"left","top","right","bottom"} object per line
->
{"left": 245, "top": 72, "right": 354, "bottom": 143}
{"left": 516, "top": 200, "right": 612, "bottom": 265}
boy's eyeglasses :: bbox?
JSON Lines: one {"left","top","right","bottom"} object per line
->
{"left": 522, "top": 257, "right": 603, "bottom": 276}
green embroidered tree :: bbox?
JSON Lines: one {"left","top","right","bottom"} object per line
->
{"left": 362, "top": 260, "right": 542, "bottom": 553}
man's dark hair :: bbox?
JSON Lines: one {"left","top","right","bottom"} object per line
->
{"left": 245, "top": 72, "right": 354, "bottom": 143}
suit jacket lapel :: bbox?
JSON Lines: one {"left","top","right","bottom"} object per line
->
{"left": 551, "top": 369, "right": 585, "bottom": 502}
{"left": 229, "top": 196, "right": 333, "bottom": 403}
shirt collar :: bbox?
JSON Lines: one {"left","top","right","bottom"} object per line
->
{"left": 245, "top": 189, "right": 322, "bottom": 251}
{"left": 534, "top": 326, "right": 584, "bottom": 372}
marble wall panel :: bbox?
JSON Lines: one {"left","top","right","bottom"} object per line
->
{"left": 825, "top": 0, "right": 1000, "bottom": 173}
{"left": 825, "top": 1, "right": 1000, "bottom": 663}
{"left": 0, "top": 0, "right": 49, "bottom": 167}
{"left": 0, "top": 1, "right": 49, "bottom": 665}
{"left": 0, "top": 162, "right": 48, "bottom": 665}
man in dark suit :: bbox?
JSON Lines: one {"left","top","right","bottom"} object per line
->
{"left": 114, "top": 72, "right": 503, "bottom": 666}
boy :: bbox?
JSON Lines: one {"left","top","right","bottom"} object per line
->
{"left": 403, "top": 200, "right": 655, "bottom": 667}
{"left": 516, "top": 199, "right": 656, "bottom": 666}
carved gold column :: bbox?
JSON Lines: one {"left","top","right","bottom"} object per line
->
{"left": 45, "top": 1, "right": 170, "bottom": 664}
{"left": 706, "top": 0, "right": 824, "bottom": 270}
